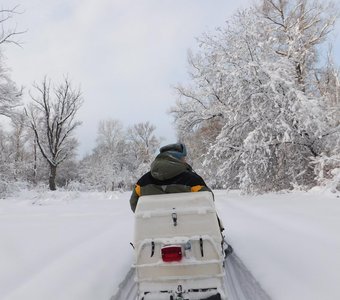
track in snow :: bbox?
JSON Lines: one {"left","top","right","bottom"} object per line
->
{"left": 224, "top": 253, "right": 271, "bottom": 300}
{"left": 110, "top": 253, "right": 271, "bottom": 300}
{"left": 110, "top": 267, "right": 137, "bottom": 300}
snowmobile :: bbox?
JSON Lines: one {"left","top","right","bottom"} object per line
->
{"left": 133, "top": 191, "right": 228, "bottom": 300}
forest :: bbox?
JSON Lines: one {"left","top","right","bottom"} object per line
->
{"left": 0, "top": 0, "right": 339, "bottom": 197}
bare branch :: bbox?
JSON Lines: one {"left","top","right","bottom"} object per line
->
{"left": 175, "top": 85, "right": 208, "bottom": 109}
{"left": 0, "top": 6, "right": 25, "bottom": 46}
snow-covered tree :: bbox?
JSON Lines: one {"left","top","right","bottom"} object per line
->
{"left": 316, "top": 49, "right": 340, "bottom": 127}
{"left": 0, "top": 62, "right": 21, "bottom": 118}
{"left": 176, "top": 119, "right": 223, "bottom": 188}
{"left": 257, "top": 0, "right": 340, "bottom": 192}
{"left": 25, "top": 77, "right": 83, "bottom": 190}
{"left": 0, "top": 6, "right": 23, "bottom": 118}
{"left": 311, "top": 50, "right": 340, "bottom": 191}
{"left": 172, "top": 1, "right": 339, "bottom": 193}
{"left": 258, "top": 0, "right": 338, "bottom": 92}
{"left": 80, "top": 119, "right": 132, "bottom": 191}
{"left": 79, "top": 120, "right": 163, "bottom": 191}
{"left": 6, "top": 113, "right": 33, "bottom": 181}
{"left": 127, "top": 121, "right": 161, "bottom": 177}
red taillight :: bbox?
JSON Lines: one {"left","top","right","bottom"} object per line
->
{"left": 161, "top": 245, "right": 182, "bottom": 262}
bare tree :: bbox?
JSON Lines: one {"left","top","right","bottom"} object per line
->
{"left": 127, "top": 122, "right": 161, "bottom": 164}
{"left": 25, "top": 77, "right": 83, "bottom": 190}
{"left": 96, "top": 119, "right": 125, "bottom": 153}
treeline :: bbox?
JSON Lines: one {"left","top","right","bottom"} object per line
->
{"left": 0, "top": 7, "right": 162, "bottom": 196}
{"left": 1, "top": 111, "right": 161, "bottom": 195}
{"left": 1, "top": 0, "right": 340, "bottom": 197}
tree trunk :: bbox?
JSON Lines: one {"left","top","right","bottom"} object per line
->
{"left": 49, "top": 164, "right": 57, "bottom": 191}
{"left": 33, "top": 138, "right": 37, "bottom": 185}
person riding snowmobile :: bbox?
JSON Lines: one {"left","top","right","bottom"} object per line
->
{"left": 130, "top": 142, "right": 232, "bottom": 258}
{"left": 129, "top": 143, "right": 213, "bottom": 213}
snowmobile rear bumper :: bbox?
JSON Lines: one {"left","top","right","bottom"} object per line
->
{"left": 140, "top": 290, "right": 222, "bottom": 300}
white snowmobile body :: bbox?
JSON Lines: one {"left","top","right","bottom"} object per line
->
{"left": 134, "top": 191, "right": 228, "bottom": 300}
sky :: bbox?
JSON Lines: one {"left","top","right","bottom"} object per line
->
{"left": 1, "top": 0, "right": 340, "bottom": 158}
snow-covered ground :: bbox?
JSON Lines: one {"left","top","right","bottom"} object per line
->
{"left": 0, "top": 191, "right": 134, "bottom": 300}
{"left": 216, "top": 190, "right": 340, "bottom": 300}
{"left": 0, "top": 189, "right": 339, "bottom": 300}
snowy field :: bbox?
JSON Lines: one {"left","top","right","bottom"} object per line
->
{"left": 0, "top": 189, "right": 339, "bottom": 300}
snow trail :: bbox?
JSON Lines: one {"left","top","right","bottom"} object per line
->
{"left": 224, "top": 253, "right": 271, "bottom": 300}
{"left": 110, "top": 267, "right": 137, "bottom": 300}
{"left": 2, "top": 190, "right": 339, "bottom": 299}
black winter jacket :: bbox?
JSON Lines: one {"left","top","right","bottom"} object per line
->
{"left": 129, "top": 153, "right": 212, "bottom": 212}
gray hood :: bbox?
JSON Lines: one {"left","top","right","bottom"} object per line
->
{"left": 150, "top": 153, "right": 191, "bottom": 181}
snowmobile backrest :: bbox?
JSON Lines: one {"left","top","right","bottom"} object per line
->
{"left": 135, "top": 191, "right": 215, "bottom": 212}
{"left": 134, "top": 192, "right": 221, "bottom": 249}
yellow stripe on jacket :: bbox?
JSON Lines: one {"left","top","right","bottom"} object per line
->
{"left": 135, "top": 184, "right": 141, "bottom": 196}
{"left": 191, "top": 185, "right": 203, "bottom": 192}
